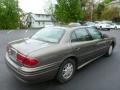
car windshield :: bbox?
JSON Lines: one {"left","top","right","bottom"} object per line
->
{"left": 31, "top": 27, "right": 65, "bottom": 43}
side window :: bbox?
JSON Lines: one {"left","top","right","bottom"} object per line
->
{"left": 87, "top": 28, "right": 102, "bottom": 39}
{"left": 71, "top": 32, "right": 78, "bottom": 42}
{"left": 71, "top": 28, "right": 91, "bottom": 42}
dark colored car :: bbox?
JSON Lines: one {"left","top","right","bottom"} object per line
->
{"left": 5, "top": 26, "right": 116, "bottom": 83}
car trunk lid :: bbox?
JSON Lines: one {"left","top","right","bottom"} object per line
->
{"left": 8, "top": 39, "right": 51, "bottom": 67}
{"left": 11, "top": 39, "right": 50, "bottom": 55}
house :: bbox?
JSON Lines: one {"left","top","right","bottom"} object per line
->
{"left": 23, "top": 13, "right": 56, "bottom": 29}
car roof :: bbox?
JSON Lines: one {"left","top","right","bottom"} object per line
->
{"left": 48, "top": 25, "right": 93, "bottom": 31}
{"left": 43, "top": 26, "right": 96, "bottom": 43}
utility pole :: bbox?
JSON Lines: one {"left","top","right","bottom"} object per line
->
{"left": 49, "top": 0, "right": 55, "bottom": 25}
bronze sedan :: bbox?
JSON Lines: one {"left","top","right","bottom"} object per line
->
{"left": 5, "top": 26, "right": 116, "bottom": 83}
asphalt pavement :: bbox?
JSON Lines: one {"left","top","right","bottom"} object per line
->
{"left": 0, "top": 30, "right": 120, "bottom": 90}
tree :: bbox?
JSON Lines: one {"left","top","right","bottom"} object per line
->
{"left": 80, "top": 0, "right": 90, "bottom": 21}
{"left": 0, "top": 0, "right": 21, "bottom": 29}
{"left": 54, "top": 0, "right": 84, "bottom": 24}
{"left": 80, "top": 0, "right": 88, "bottom": 7}
{"left": 101, "top": 7, "right": 119, "bottom": 20}
{"left": 94, "top": 0, "right": 113, "bottom": 20}
{"left": 104, "top": 0, "right": 112, "bottom": 4}
{"left": 95, "top": 3, "right": 105, "bottom": 20}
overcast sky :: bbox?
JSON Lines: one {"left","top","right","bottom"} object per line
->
{"left": 19, "top": 0, "right": 102, "bottom": 14}
{"left": 19, "top": 0, "right": 57, "bottom": 14}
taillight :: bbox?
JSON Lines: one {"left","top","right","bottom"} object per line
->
{"left": 16, "top": 53, "right": 39, "bottom": 68}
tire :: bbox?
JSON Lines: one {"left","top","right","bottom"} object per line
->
{"left": 56, "top": 59, "right": 76, "bottom": 83}
{"left": 100, "top": 26, "right": 102, "bottom": 30}
{"left": 105, "top": 45, "right": 113, "bottom": 56}
{"left": 107, "top": 28, "right": 110, "bottom": 31}
{"left": 115, "top": 26, "right": 117, "bottom": 30}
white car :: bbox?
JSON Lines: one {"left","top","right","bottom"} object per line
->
{"left": 109, "top": 23, "right": 120, "bottom": 30}
{"left": 95, "top": 22, "right": 112, "bottom": 30}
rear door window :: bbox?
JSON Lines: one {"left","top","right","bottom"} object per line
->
{"left": 71, "top": 28, "right": 91, "bottom": 42}
{"left": 87, "top": 28, "right": 102, "bottom": 40}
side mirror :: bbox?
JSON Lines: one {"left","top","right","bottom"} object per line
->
{"left": 102, "top": 34, "right": 108, "bottom": 39}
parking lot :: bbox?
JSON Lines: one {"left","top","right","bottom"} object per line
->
{"left": 1, "top": 30, "right": 120, "bottom": 90}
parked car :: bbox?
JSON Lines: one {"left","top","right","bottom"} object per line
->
{"left": 108, "top": 23, "right": 120, "bottom": 30}
{"left": 5, "top": 26, "right": 116, "bottom": 83}
{"left": 83, "top": 21, "right": 96, "bottom": 27}
{"left": 95, "top": 22, "right": 112, "bottom": 30}
{"left": 94, "top": 21, "right": 120, "bottom": 30}
{"left": 68, "top": 22, "right": 81, "bottom": 27}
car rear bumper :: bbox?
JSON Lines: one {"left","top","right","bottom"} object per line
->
{"left": 5, "top": 53, "right": 59, "bottom": 83}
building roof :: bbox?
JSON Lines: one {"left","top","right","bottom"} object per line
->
{"left": 29, "top": 13, "right": 53, "bottom": 22}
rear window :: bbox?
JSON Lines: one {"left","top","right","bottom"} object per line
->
{"left": 31, "top": 27, "right": 65, "bottom": 43}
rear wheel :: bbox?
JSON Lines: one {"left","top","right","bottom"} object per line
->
{"left": 56, "top": 59, "right": 76, "bottom": 83}
{"left": 106, "top": 45, "right": 113, "bottom": 56}
{"left": 107, "top": 28, "right": 110, "bottom": 31}
{"left": 115, "top": 26, "right": 117, "bottom": 30}
{"left": 100, "top": 26, "right": 102, "bottom": 30}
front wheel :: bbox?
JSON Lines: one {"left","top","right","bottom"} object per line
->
{"left": 56, "top": 59, "right": 76, "bottom": 83}
{"left": 106, "top": 45, "right": 113, "bottom": 56}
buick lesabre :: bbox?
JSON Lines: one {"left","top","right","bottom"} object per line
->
{"left": 5, "top": 26, "right": 116, "bottom": 83}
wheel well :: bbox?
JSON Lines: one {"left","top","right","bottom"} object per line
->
{"left": 56, "top": 56, "right": 78, "bottom": 78}
{"left": 64, "top": 56, "right": 78, "bottom": 69}
{"left": 111, "top": 41, "right": 115, "bottom": 48}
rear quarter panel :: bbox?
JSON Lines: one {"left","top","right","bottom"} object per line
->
{"left": 104, "top": 37, "right": 116, "bottom": 48}
{"left": 28, "top": 43, "right": 74, "bottom": 67}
